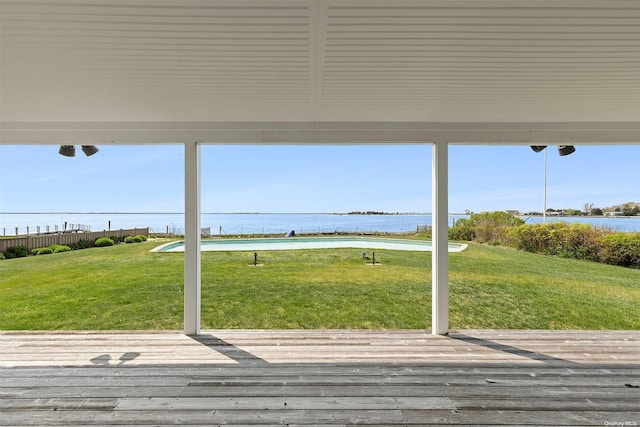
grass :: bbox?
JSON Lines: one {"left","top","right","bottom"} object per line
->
{"left": 0, "top": 238, "right": 638, "bottom": 330}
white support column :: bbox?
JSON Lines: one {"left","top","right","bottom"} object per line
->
{"left": 432, "top": 142, "right": 449, "bottom": 335}
{"left": 184, "top": 141, "right": 201, "bottom": 335}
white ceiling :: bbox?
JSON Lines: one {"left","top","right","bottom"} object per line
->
{"left": 1, "top": 0, "right": 639, "bottom": 143}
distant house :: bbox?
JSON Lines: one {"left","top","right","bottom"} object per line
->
{"left": 604, "top": 211, "right": 624, "bottom": 217}
{"left": 506, "top": 210, "right": 520, "bottom": 215}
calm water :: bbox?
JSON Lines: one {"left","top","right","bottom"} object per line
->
{"left": 1, "top": 213, "right": 639, "bottom": 236}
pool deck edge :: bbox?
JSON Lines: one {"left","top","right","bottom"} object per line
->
{"left": 150, "top": 237, "right": 468, "bottom": 253}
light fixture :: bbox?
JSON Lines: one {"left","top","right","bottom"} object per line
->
{"left": 530, "top": 145, "right": 576, "bottom": 156}
{"left": 81, "top": 145, "right": 99, "bottom": 156}
{"left": 557, "top": 145, "right": 576, "bottom": 156}
{"left": 530, "top": 145, "right": 576, "bottom": 224}
{"left": 58, "top": 145, "right": 99, "bottom": 157}
{"left": 58, "top": 145, "right": 75, "bottom": 157}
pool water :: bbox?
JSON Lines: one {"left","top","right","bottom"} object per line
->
{"left": 152, "top": 237, "right": 467, "bottom": 253}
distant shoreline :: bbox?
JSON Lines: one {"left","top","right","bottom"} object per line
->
{"left": 2, "top": 212, "right": 639, "bottom": 235}
{"left": 0, "top": 211, "right": 434, "bottom": 215}
{"left": 1, "top": 212, "right": 638, "bottom": 218}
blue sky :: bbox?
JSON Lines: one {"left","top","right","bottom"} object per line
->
{"left": 0, "top": 144, "right": 638, "bottom": 213}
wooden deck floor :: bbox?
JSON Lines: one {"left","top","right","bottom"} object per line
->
{"left": 1, "top": 330, "right": 638, "bottom": 426}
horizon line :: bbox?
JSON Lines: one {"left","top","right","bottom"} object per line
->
{"left": 0, "top": 211, "right": 440, "bottom": 215}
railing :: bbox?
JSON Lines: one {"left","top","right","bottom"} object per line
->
{"left": 148, "top": 227, "right": 210, "bottom": 238}
{"left": 0, "top": 228, "right": 149, "bottom": 252}
{"left": 2, "top": 224, "right": 91, "bottom": 236}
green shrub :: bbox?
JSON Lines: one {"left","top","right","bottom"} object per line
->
{"left": 449, "top": 218, "right": 475, "bottom": 241}
{"left": 95, "top": 237, "right": 115, "bottom": 247}
{"left": 32, "top": 247, "right": 53, "bottom": 256}
{"left": 31, "top": 244, "right": 71, "bottom": 255}
{"left": 70, "top": 239, "right": 93, "bottom": 250}
{"left": 121, "top": 234, "right": 147, "bottom": 244}
{"left": 109, "top": 236, "right": 121, "bottom": 244}
{"left": 0, "top": 252, "right": 4, "bottom": 260}
{"left": 472, "top": 211, "right": 524, "bottom": 243}
{"left": 598, "top": 233, "right": 640, "bottom": 268}
{"left": 507, "top": 222, "right": 608, "bottom": 261}
{"left": 557, "top": 223, "right": 607, "bottom": 261}
{"left": 449, "top": 211, "right": 524, "bottom": 243}
{"left": 4, "top": 245, "right": 28, "bottom": 259}
{"left": 506, "top": 223, "right": 640, "bottom": 268}
{"left": 506, "top": 224, "right": 537, "bottom": 252}
{"left": 49, "top": 244, "right": 71, "bottom": 253}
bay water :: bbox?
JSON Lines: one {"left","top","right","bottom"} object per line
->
{"left": 1, "top": 212, "right": 639, "bottom": 236}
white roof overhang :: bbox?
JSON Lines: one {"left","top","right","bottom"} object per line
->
{"left": 1, "top": 121, "right": 639, "bottom": 145}
{"left": 1, "top": 0, "right": 639, "bottom": 145}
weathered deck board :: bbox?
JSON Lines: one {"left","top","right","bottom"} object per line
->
{"left": 2, "top": 409, "right": 639, "bottom": 426}
{"left": 1, "top": 330, "right": 638, "bottom": 426}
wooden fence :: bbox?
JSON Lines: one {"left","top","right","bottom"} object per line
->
{"left": 0, "top": 228, "right": 149, "bottom": 253}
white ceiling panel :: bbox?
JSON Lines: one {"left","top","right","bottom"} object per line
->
{"left": 1, "top": 0, "right": 639, "bottom": 142}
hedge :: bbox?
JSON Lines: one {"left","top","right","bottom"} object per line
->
{"left": 508, "top": 224, "right": 639, "bottom": 268}
{"left": 95, "top": 237, "right": 115, "bottom": 247}
{"left": 123, "top": 235, "right": 148, "bottom": 244}
{"left": 507, "top": 222, "right": 608, "bottom": 261}
{"left": 450, "top": 211, "right": 524, "bottom": 243}
{"left": 32, "top": 247, "right": 53, "bottom": 256}
{"left": 70, "top": 239, "right": 93, "bottom": 250}
{"left": 449, "top": 211, "right": 639, "bottom": 269}
{"left": 4, "top": 245, "right": 29, "bottom": 259}
{"left": 598, "top": 233, "right": 640, "bottom": 268}
{"left": 31, "top": 244, "right": 72, "bottom": 256}
{"left": 50, "top": 244, "right": 72, "bottom": 253}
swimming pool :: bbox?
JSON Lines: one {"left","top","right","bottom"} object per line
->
{"left": 151, "top": 237, "right": 467, "bottom": 253}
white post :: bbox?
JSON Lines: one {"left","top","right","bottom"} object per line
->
{"left": 184, "top": 141, "right": 201, "bottom": 335}
{"left": 543, "top": 148, "right": 547, "bottom": 224}
{"left": 432, "top": 142, "right": 449, "bottom": 335}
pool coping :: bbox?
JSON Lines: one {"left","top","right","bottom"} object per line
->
{"left": 150, "top": 236, "right": 468, "bottom": 253}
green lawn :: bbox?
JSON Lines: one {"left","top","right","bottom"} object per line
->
{"left": 0, "top": 239, "right": 638, "bottom": 330}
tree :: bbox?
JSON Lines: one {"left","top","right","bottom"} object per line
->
{"left": 621, "top": 202, "right": 640, "bottom": 216}
{"left": 449, "top": 211, "right": 524, "bottom": 243}
{"left": 584, "top": 203, "right": 594, "bottom": 215}
{"left": 564, "top": 209, "right": 582, "bottom": 216}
